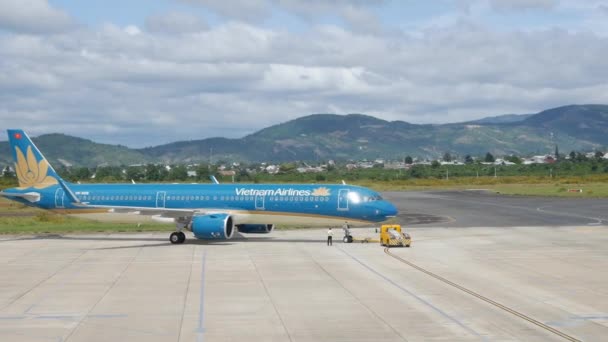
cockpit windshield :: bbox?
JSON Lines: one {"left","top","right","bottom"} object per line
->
{"left": 361, "top": 194, "right": 383, "bottom": 202}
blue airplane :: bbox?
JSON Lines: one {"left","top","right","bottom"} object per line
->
{"left": 0, "top": 129, "right": 398, "bottom": 244}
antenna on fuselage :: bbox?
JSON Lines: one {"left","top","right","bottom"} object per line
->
{"left": 210, "top": 175, "right": 220, "bottom": 184}
{"left": 342, "top": 180, "right": 347, "bottom": 185}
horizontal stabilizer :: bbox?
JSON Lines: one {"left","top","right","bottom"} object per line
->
{"left": 0, "top": 191, "right": 41, "bottom": 203}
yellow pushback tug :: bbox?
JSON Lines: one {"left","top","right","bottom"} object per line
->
{"left": 379, "top": 224, "right": 411, "bottom": 247}
{"left": 347, "top": 224, "right": 411, "bottom": 247}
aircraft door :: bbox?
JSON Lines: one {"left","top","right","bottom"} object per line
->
{"left": 54, "top": 188, "right": 65, "bottom": 208}
{"left": 255, "top": 195, "right": 265, "bottom": 210}
{"left": 156, "top": 191, "right": 166, "bottom": 208}
{"left": 338, "top": 189, "right": 349, "bottom": 211}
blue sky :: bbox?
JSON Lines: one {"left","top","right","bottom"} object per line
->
{"left": 1, "top": 0, "right": 608, "bottom": 146}
{"left": 46, "top": 0, "right": 588, "bottom": 31}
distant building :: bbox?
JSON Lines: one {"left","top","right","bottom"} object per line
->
{"left": 384, "top": 161, "right": 410, "bottom": 170}
{"left": 493, "top": 159, "right": 515, "bottom": 166}
{"left": 296, "top": 166, "right": 325, "bottom": 173}
{"left": 522, "top": 155, "right": 555, "bottom": 164}
{"left": 265, "top": 165, "right": 279, "bottom": 174}
{"left": 440, "top": 161, "right": 464, "bottom": 166}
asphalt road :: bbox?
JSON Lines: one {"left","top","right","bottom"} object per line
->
{"left": 384, "top": 190, "right": 608, "bottom": 227}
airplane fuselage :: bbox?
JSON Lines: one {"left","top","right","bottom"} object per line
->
{"left": 6, "top": 183, "right": 397, "bottom": 225}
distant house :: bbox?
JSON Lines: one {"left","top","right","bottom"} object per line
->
{"left": 414, "top": 161, "right": 432, "bottom": 166}
{"left": 218, "top": 170, "right": 236, "bottom": 177}
{"left": 493, "top": 159, "right": 515, "bottom": 166}
{"left": 440, "top": 161, "right": 464, "bottom": 166}
{"left": 384, "top": 161, "right": 410, "bottom": 169}
{"left": 265, "top": 165, "right": 279, "bottom": 174}
{"left": 357, "top": 161, "right": 375, "bottom": 169}
{"left": 1, "top": 166, "right": 14, "bottom": 177}
{"left": 523, "top": 155, "right": 553, "bottom": 164}
{"left": 187, "top": 171, "right": 197, "bottom": 178}
{"left": 296, "top": 166, "right": 325, "bottom": 173}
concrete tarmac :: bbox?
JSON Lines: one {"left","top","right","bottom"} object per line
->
{"left": 1, "top": 191, "right": 608, "bottom": 341}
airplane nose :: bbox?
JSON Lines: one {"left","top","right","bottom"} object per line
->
{"left": 382, "top": 201, "right": 398, "bottom": 217}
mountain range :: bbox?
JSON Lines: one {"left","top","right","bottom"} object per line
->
{"left": 1, "top": 104, "right": 607, "bottom": 167}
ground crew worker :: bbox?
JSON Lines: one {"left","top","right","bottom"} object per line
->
{"left": 342, "top": 222, "right": 351, "bottom": 238}
{"left": 327, "top": 228, "right": 333, "bottom": 246}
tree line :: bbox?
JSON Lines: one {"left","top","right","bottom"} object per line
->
{"left": 1, "top": 151, "right": 607, "bottom": 187}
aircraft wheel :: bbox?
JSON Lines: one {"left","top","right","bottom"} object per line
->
{"left": 343, "top": 236, "right": 349, "bottom": 243}
{"left": 170, "top": 232, "right": 181, "bottom": 244}
{"left": 178, "top": 232, "right": 186, "bottom": 243}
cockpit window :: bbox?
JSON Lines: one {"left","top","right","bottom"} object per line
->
{"left": 366, "top": 195, "right": 383, "bottom": 201}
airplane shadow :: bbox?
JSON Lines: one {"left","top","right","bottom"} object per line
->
{"left": 2, "top": 234, "right": 336, "bottom": 250}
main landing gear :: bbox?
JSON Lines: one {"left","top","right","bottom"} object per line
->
{"left": 170, "top": 231, "right": 186, "bottom": 244}
{"left": 169, "top": 218, "right": 190, "bottom": 244}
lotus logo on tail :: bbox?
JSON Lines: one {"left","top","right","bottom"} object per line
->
{"left": 14, "top": 146, "right": 58, "bottom": 189}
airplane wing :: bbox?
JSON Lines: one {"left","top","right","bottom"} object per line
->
{"left": 74, "top": 203, "right": 198, "bottom": 218}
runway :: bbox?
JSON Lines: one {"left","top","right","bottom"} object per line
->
{"left": 385, "top": 190, "right": 608, "bottom": 227}
{"left": 1, "top": 191, "right": 607, "bottom": 341}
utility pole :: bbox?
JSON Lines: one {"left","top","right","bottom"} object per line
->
{"left": 209, "top": 148, "right": 213, "bottom": 170}
{"left": 494, "top": 166, "right": 497, "bottom": 178}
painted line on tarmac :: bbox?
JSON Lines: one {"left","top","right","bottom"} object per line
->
{"left": 385, "top": 248, "right": 582, "bottom": 342}
{"left": 536, "top": 206, "right": 606, "bottom": 225}
{"left": 196, "top": 250, "right": 207, "bottom": 342}
{"left": 338, "top": 247, "right": 485, "bottom": 340}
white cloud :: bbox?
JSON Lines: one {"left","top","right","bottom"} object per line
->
{"left": 1, "top": 2, "right": 608, "bottom": 146}
{"left": 145, "top": 11, "right": 208, "bottom": 33}
{"left": 0, "top": 0, "right": 74, "bottom": 33}
{"left": 178, "top": 0, "right": 386, "bottom": 33}
{"left": 124, "top": 25, "right": 141, "bottom": 36}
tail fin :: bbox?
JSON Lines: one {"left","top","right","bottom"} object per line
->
{"left": 7, "top": 129, "right": 61, "bottom": 189}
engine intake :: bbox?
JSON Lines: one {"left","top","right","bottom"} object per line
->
{"left": 237, "top": 224, "right": 275, "bottom": 234}
{"left": 191, "top": 214, "right": 235, "bottom": 239}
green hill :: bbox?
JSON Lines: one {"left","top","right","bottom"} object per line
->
{"left": 140, "top": 105, "right": 608, "bottom": 162}
{"left": 0, "top": 134, "right": 150, "bottom": 167}
{"left": 1, "top": 104, "right": 607, "bottom": 166}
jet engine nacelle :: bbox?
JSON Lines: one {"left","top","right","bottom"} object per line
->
{"left": 237, "top": 224, "right": 275, "bottom": 234}
{"left": 191, "top": 214, "right": 235, "bottom": 239}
